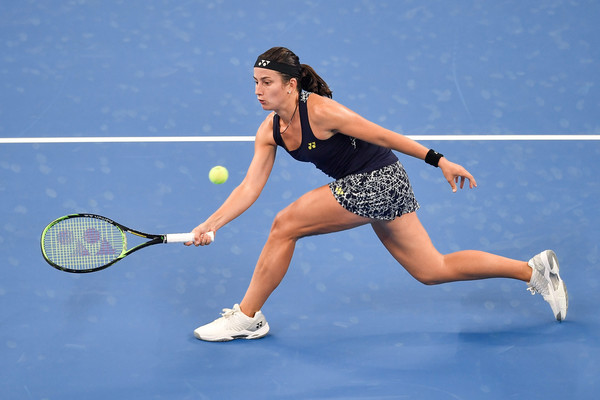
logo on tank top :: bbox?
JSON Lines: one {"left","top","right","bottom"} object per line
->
{"left": 308, "top": 142, "right": 316, "bottom": 150}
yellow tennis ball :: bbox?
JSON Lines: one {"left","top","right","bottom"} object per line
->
{"left": 209, "top": 166, "right": 228, "bottom": 184}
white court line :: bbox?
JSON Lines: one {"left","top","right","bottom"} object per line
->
{"left": 0, "top": 136, "right": 256, "bottom": 144}
{"left": 0, "top": 135, "right": 599, "bottom": 144}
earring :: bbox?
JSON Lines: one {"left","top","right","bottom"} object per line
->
{"left": 287, "top": 91, "right": 291, "bottom": 94}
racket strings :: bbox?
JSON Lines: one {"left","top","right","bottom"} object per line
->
{"left": 42, "top": 217, "right": 125, "bottom": 271}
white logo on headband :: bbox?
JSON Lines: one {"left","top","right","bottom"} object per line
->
{"left": 257, "top": 60, "right": 271, "bottom": 67}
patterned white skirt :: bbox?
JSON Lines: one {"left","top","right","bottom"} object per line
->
{"left": 328, "top": 161, "right": 420, "bottom": 221}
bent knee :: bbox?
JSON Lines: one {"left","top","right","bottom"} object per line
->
{"left": 270, "top": 207, "right": 299, "bottom": 238}
{"left": 406, "top": 259, "right": 448, "bottom": 286}
{"left": 415, "top": 276, "right": 445, "bottom": 286}
{"left": 411, "top": 271, "right": 444, "bottom": 285}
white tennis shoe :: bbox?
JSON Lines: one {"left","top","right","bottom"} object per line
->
{"left": 194, "top": 304, "right": 270, "bottom": 341}
{"left": 527, "top": 250, "right": 568, "bottom": 321}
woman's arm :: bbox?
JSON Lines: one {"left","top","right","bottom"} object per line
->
{"left": 189, "top": 115, "right": 277, "bottom": 245}
{"left": 308, "top": 96, "right": 477, "bottom": 192}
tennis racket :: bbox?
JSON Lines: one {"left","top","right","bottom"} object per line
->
{"left": 40, "top": 213, "right": 213, "bottom": 273}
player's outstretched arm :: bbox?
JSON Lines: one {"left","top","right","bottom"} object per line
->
{"left": 187, "top": 116, "right": 277, "bottom": 246}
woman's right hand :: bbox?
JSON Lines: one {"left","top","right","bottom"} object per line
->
{"left": 185, "top": 224, "right": 215, "bottom": 246}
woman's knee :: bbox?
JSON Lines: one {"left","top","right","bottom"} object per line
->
{"left": 413, "top": 273, "right": 445, "bottom": 286}
{"left": 404, "top": 258, "right": 448, "bottom": 286}
{"left": 270, "top": 206, "right": 300, "bottom": 239}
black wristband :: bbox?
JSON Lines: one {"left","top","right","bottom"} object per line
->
{"left": 425, "top": 149, "right": 443, "bottom": 167}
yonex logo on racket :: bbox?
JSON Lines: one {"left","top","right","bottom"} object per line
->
{"left": 257, "top": 60, "right": 271, "bottom": 67}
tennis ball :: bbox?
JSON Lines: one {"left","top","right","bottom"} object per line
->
{"left": 209, "top": 165, "right": 228, "bottom": 184}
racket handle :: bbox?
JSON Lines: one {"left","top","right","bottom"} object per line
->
{"left": 165, "top": 231, "right": 214, "bottom": 243}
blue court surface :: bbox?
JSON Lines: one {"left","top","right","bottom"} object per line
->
{"left": 1, "top": 1, "right": 599, "bottom": 399}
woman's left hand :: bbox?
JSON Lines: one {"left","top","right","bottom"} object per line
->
{"left": 438, "top": 158, "right": 477, "bottom": 192}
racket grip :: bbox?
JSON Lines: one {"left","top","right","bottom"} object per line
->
{"left": 165, "top": 231, "right": 214, "bottom": 243}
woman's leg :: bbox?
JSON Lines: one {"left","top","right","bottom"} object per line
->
{"left": 371, "top": 211, "right": 533, "bottom": 285}
{"left": 239, "top": 185, "right": 372, "bottom": 316}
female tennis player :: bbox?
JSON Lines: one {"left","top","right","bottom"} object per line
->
{"left": 188, "top": 47, "right": 568, "bottom": 341}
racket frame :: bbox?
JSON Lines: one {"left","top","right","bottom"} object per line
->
{"left": 41, "top": 213, "right": 186, "bottom": 273}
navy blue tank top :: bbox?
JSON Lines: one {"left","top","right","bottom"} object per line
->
{"left": 272, "top": 91, "right": 398, "bottom": 179}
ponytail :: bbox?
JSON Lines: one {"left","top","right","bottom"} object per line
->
{"left": 256, "top": 47, "right": 333, "bottom": 98}
{"left": 300, "top": 64, "right": 333, "bottom": 98}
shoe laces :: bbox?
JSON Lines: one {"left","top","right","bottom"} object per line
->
{"left": 527, "top": 268, "right": 550, "bottom": 297}
{"left": 220, "top": 307, "right": 237, "bottom": 318}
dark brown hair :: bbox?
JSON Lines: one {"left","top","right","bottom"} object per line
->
{"left": 257, "top": 47, "right": 333, "bottom": 98}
